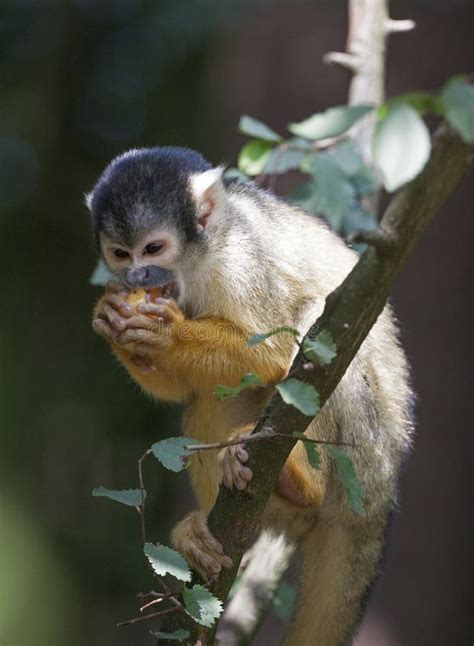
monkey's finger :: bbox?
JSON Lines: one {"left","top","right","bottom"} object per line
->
{"left": 99, "top": 303, "right": 128, "bottom": 331}
{"left": 237, "top": 446, "right": 249, "bottom": 463}
{"left": 92, "top": 318, "right": 118, "bottom": 340}
{"left": 152, "top": 297, "right": 182, "bottom": 315}
{"left": 123, "top": 314, "right": 164, "bottom": 330}
{"left": 116, "top": 328, "right": 158, "bottom": 346}
{"left": 106, "top": 281, "right": 128, "bottom": 296}
{"left": 136, "top": 302, "right": 176, "bottom": 323}
{"left": 103, "top": 293, "right": 133, "bottom": 317}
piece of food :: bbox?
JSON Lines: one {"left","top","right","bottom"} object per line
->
{"left": 126, "top": 287, "right": 163, "bottom": 312}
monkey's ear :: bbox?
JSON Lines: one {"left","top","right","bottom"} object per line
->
{"left": 189, "top": 166, "right": 225, "bottom": 229}
{"left": 84, "top": 191, "right": 93, "bottom": 211}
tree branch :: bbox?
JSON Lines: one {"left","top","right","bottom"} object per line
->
{"left": 217, "top": 532, "right": 296, "bottom": 645}
{"left": 160, "top": 126, "right": 470, "bottom": 644}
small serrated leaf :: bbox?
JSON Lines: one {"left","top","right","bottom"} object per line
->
{"left": 144, "top": 543, "right": 191, "bottom": 582}
{"left": 441, "top": 78, "right": 474, "bottom": 144}
{"left": 151, "top": 437, "right": 202, "bottom": 472}
{"left": 183, "top": 584, "right": 223, "bottom": 627}
{"left": 92, "top": 486, "right": 145, "bottom": 507}
{"left": 292, "top": 152, "right": 356, "bottom": 229}
{"left": 150, "top": 629, "right": 190, "bottom": 641}
{"left": 248, "top": 327, "right": 300, "bottom": 347}
{"left": 289, "top": 105, "right": 373, "bottom": 141}
{"left": 89, "top": 259, "right": 114, "bottom": 287}
{"left": 214, "top": 373, "right": 262, "bottom": 400}
{"left": 239, "top": 115, "right": 282, "bottom": 142}
{"left": 276, "top": 379, "right": 320, "bottom": 417}
{"left": 292, "top": 433, "right": 321, "bottom": 469}
{"left": 238, "top": 140, "right": 273, "bottom": 176}
{"left": 372, "top": 103, "right": 431, "bottom": 192}
{"left": 303, "top": 330, "right": 337, "bottom": 365}
{"left": 263, "top": 148, "right": 306, "bottom": 174}
{"left": 326, "top": 446, "right": 365, "bottom": 516}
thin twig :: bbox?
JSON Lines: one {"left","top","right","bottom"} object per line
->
{"left": 140, "top": 597, "right": 165, "bottom": 612}
{"left": 117, "top": 605, "right": 178, "bottom": 628}
{"left": 346, "top": 227, "right": 396, "bottom": 253}
{"left": 137, "top": 449, "right": 151, "bottom": 545}
{"left": 184, "top": 431, "right": 354, "bottom": 453}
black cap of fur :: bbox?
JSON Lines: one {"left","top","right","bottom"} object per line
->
{"left": 89, "top": 146, "right": 212, "bottom": 248}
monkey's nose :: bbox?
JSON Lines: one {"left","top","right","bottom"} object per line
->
{"left": 126, "top": 267, "right": 149, "bottom": 287}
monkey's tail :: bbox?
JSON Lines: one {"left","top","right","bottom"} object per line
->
{"left": 283, "top": 510, "right": 390, "bottom": 646}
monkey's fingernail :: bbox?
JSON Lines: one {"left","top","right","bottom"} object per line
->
{"left": 114, "top": 317, "right": 126, "bottom": 329}
{"left": 122, "top": 303, "right": 132, "bottom": 314}
{"left": 119, "top": 291, "right": 128, "bottom": 297}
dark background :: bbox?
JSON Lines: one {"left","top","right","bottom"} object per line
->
{"left": 0, "top": 1, "right": 471, "bottom": 645}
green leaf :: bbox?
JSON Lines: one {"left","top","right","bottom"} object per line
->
{"left": 272, "top": 580, "right": 296, "bottom": 621}
{"left": 332, "top": 140, "right": 364, "bottom": 176}
{"left": 441, "top": 78, "right": 474, "bottom": 143}
{"left": 239, "top": 115, "right": 282, "bottom": 142}
{"left": 303, "top": 330, "right": 337, "bottom": 365}
{"left": 91, "top": 486, "right": 145, "bottom": 507}
{"left": 326, "top": 446, "right": 365, "bottom": 516}
{"left": 372, "top": 103, "right": 431, "bottom": 192}
{"left": 89, "top": 259, "right": 114, "bottom": 287}
{"left": 263, "top": 147, "right": 307, "bottom": 174}
{"left": 289, "top": 105, "right": 373, "bottom": 141}
{"left": 276, "top": 378, "right": 320, "bottom": 416}
{"left": 292, "top": 433, "right": 321, "bottom": 469}
{"left": 151, "top": 437, "right": 202, "bottom": 472}
{"left": 183, "top": 584, "right": 223, "bottom": 627}
{"left": 150, "top": 629, "right": 190, "bottom": 641}
{"left": 214, "top": 372, "right": 262, "bottom": 400}
{"left": 248, "top": 327, "right": 300, "bottom": 346}
{"left": 342, "top": 204, "right": 378, "bottom": 253}
{"left": 238, "top": 140, "right": 273, "bottom": 176}
{"left": 379, "top": 92, "right": 444, "bottom": 119}
{"left": 144, "top": 543, "right": 191, "bottom": 582}
{"left": 293, "top": 152, "right": 355, "bottom": 228}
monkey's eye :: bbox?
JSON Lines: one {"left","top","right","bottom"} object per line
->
{"left": 114, "top": 248, "right": 129, "bottom": 259}
{"left": 144, "top": 242, "right": 164, "bottom": 255}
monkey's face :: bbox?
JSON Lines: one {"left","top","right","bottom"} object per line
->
{"left": 88, "top": 147, "right": 225, "bottom": 300}
{"left": 100, "top": 227, "right": 181, "bottom": 297}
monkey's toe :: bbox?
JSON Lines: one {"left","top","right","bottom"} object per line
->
{"left": 218, "top": 443, "right": 253, "bottom": 491}
{"left": 171, "top": 511, "right": 232, "bottom": 580}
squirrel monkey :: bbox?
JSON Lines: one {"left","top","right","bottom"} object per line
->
{"left": 88, "top": 147, "right": 413, "bottom": 645}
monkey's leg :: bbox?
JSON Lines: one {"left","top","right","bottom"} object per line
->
{"left": 283, "top": 511, "right": 390, "bottom": 646}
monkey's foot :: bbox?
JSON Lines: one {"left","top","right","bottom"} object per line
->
{"left": 170, "top": 511, "right": 232, "bottom": 580}
{"left": 218, "top": 442, "right": 253, "bottom": 491}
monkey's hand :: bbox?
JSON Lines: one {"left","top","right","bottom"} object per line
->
{"left": 170, "top": 511, "right": 232, "bottom": 580}
{"left": 115, "top": 298, "right": 185, "bottom": 359}
{"left": 218, "top": 440, "right": 253, "bottom": 491}
{"left": 92, "top": 281, "right": 133, "bottom": 343}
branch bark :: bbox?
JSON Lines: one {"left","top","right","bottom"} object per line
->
{"left": 161, "top": 126, "right": 470, "bottom": 644}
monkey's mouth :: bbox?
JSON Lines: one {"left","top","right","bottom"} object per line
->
{"left": 160, "top": 281, "right": 179, "bottom": 299}
{"left": 148, "top": 280, "right": 179, "bottom": 301}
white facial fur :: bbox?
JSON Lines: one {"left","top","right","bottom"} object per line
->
{"left": 101, "top": 228, "right": 181, "bottom": 274}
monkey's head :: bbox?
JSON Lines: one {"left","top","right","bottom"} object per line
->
{"left": 87, "top": 146, "right": 225, "bottom": 299}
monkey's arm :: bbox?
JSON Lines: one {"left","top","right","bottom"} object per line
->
{"left": 116, "top": 299, "right": 291, "bottom": 391}
{"left": 92, "top": 290, "right": 193, "bottom": 402}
